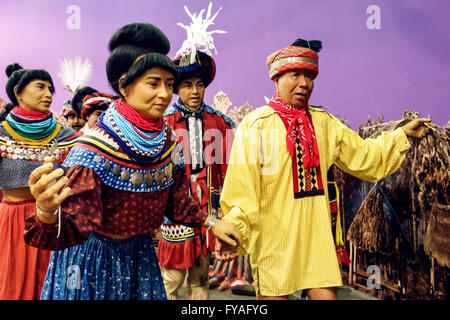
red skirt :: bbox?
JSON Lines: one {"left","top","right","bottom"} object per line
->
{"left": 0, "top": 199, "right": 51, "bottom": 300}
{"left": 157, "top": 226, "right": 216, "bottom": 269}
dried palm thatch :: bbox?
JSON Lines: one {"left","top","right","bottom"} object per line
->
{"left": 346, "top": 184, "right": 401, "bottom": 255}
{"left": 425, "top": 202, "right": 450, "bottom": 268}
{"left": 346, "top": 111, "right": 449, "bottom": 261}
{"left": 415, "top": 121, "right": 450, "bottom": 267}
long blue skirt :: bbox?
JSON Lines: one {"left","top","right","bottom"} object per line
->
{"left": 40, "top": 232, "right": 167, "bottom": 300}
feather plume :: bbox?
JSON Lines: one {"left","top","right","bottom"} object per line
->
{"left": 57, "top": 57, "right": 93, "bottom": 97}
{"left": 175, "top": 2, "right": 226, "bottom": 62}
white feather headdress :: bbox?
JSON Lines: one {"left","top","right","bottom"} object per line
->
{"left": 57, "top": 57, "right": 93, "bottom": 97}
{"left": 175, "top": 2, "right": 226, "bottom": 65}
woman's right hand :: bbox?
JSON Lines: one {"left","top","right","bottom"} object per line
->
{"left": 28, "top": 157, "right": 72, "bottom": 222}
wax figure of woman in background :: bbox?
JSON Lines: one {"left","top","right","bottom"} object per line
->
{"left": 0, "top": 64, "right": 77, "bottom": 299}
{"left": 24, "top": 23, "right": 241, "bottom": 300}
{"left": 218, "top": 39, "right": 430, "bottom": 300}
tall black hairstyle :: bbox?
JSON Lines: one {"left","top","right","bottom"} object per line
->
{"left": 71, "top": 86, "right": 98, "bottom": 116}
{"left": 106, "top": 23, "right": 178, "bottom": 95}
{"left": 5, "top": 63, "right": 55, "bottom": 106}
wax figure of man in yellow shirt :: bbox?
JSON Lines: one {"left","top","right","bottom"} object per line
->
{"left": 217, "top": 39, "right": 430, "bottom": 300}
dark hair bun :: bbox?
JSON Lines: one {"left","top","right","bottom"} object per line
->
{"left": 6, "top": 63, "right": 23, "bottom": 77}
{"left": 291, "top": 39, "right": 322, "bottom": 53}
{"left": 108, "top": 23, "right": 170, "bottom": 55}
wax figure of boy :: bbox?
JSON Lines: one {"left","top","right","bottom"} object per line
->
{"left": 158, "top": 50, "right": 235, "bottom": 300}
{"left": 218, "top": 39, "right": 430, "bottom": 300}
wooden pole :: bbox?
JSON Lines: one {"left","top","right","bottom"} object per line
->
{"left": 353, "top": 246, "right": 357, "bottom": 286}
{"left": 430, "top": 256, "right": 435, "bottom": 297}
{"left": 349, "top": 243, "right": 353, "bottom": 286}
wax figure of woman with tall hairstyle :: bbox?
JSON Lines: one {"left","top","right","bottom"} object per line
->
{"left": 24, "top": 23, "right": 241, "bottom": 300}
{"left": 0, "top": 64, "right": 77, "bottom": 300}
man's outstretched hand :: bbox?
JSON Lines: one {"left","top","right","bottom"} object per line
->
{"left": 400, "top": 118, "right": 432, "bottom": 139}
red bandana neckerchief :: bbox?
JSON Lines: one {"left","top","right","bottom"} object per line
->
{"left": 115, "top": 98, "right": 165, "bottom": 135}
{"left": 268, "top": 93, "right": 324, "bottom": 199}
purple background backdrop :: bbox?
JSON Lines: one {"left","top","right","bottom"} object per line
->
{"left": 0, "top": 0, "right": 448, "bottom": 129}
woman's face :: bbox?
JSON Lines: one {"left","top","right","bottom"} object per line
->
{"left": 15, "top": 79, "right": 53, "bottom": 112}
{"left": 120, "top": 66, "right": 175, "bottom": 119}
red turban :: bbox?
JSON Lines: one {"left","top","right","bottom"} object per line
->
{"left": 267, "top": 46, "right": 319, "bottom": 80}
{"left": 81, "top": 92, "right": 114, "bottom": 120}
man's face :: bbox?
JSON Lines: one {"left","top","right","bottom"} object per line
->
{"left": 177, "top": 76, "right": 205, "bottom": 109}
{"left": 15, "top": 80, "right": 53, "bottom": 112}
{"left": 86, "top": 110, "right": 104, "bottom": 129}
{"left": 120, "top": 66, "right": 175, "bottom": 119}
{"left": 67, "top": 114, "right": 86, "bottom": 132}
{"left": 274, "top": 69, "right": 315, "bottom": 109}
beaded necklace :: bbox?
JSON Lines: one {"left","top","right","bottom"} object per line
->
{"left": 5, "top": 106, "right": 57, "bottom": 141}
{"left": 97, "top": 101, "right": 167, "bottom": 164}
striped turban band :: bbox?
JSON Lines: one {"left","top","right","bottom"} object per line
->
{"left": 81, "top": 92, "right": 114, "bottom": 120}
{"left": 267, "top": 45, "right": 319, "bottom": 80}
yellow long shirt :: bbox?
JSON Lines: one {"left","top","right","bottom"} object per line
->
{"left": 220, "top": 105, "right": 411, "bottom": 296}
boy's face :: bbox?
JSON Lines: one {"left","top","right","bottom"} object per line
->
{"left": 177, "top": 76, "right": 205, "bottom": 109}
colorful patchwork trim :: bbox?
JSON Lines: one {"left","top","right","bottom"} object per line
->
{"left": 292, "top": 134, "right": 324, "bottom": 198}
{"left": 74, "top": 129, "right": 180, "bottom": 169}
{"left": 64, "top": 145, "right": 184, "bottom": 192}
{"left": 160, "top": 224, "right": 196, "bottom": 243}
